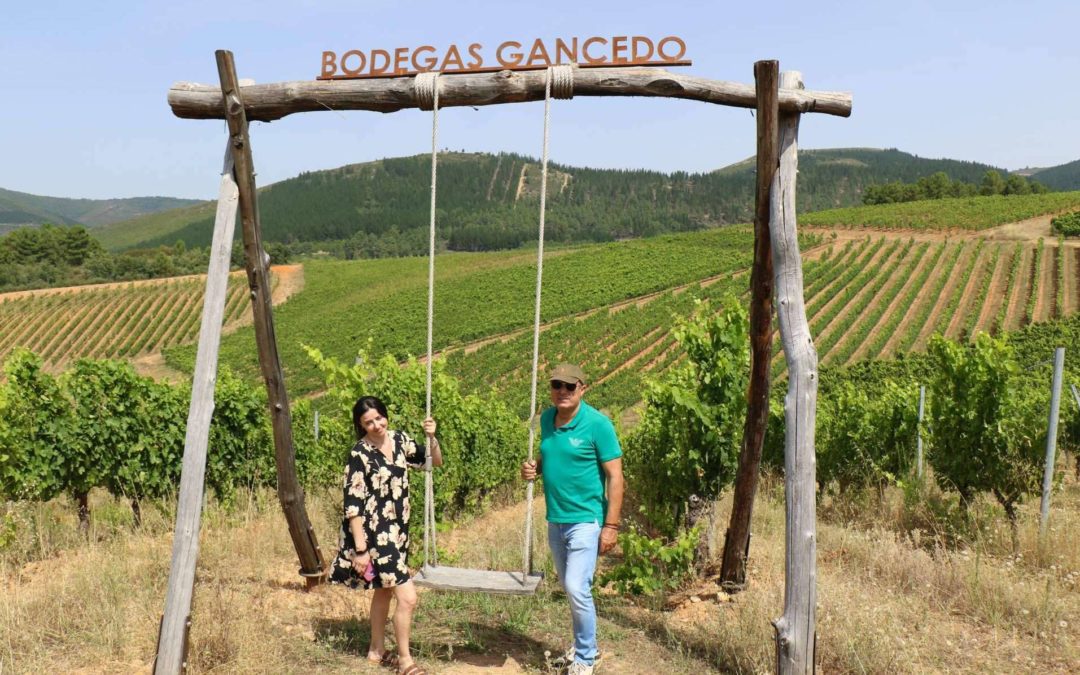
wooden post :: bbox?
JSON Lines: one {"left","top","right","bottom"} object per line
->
{"left": 215, "top": 50, "right": 326, "bottom": 585}
{"left": 154, "top": 143, "right": 240, "bottom": 675}
{"left": 720, "top": 59, "right": 778, "bottom": 590}
{"left": 768, "top": 70, "right": 818, "bottom": 675}
{"left": 916, "top": 385, "right": 925, "bottom": 479}
{"left": 1039, "top": 347, "right": 1065, "bottom": 539}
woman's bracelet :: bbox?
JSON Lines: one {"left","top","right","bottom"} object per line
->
{"left": 602, "top": 523, "right": 620, "bottom": 530}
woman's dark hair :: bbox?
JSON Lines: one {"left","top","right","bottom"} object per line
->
{"left": 352, "top": 396, "right": 389, "bottom": 440}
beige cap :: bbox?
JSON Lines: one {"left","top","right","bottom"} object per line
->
{"left": 550, "top": 363, "right": 586, "bottom": 384}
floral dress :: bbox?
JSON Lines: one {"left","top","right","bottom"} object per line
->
{"left": 329, "top": 430, "right": 428, "bottom": 589}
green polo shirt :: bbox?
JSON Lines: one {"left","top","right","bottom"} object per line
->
{"left": 539, "top": 401, "right": 622, "bottom": 524}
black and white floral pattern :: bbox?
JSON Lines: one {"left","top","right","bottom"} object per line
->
{"left": 329, "top": 430, "right": 427, "bottom": 589}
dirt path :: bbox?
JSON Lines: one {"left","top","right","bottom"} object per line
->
{"left": 943, "top": 245, "right": 991, "bottom": 339}
{"left": 1069, "top": 249, "right": 1080, "bottom": 315}
{"left": 980, "top": 211, "right": 1080, "bottom": 243}
{"left": 801, "top": 226, "right": 975, "bottom": 243}
{"left": 850, "top": 243, "right": 936, "bottom": 361}
{"left": 1004, "top": 246, "right": 1034, "bottom": 330}
{"left": 1033, "top": 243, "right": 1057, "bottom": 322}
{"left": 972, "top": 243, "right": 1010, "bottom": 335}
{"left": 271, "top": 264, "right": 305, "bottom": 304}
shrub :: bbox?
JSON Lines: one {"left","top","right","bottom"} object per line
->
{"left": 926, "top": 333, "right": 1047, "bottom": 545}
{"left": 623, "top": 297, "right": 748, "bottom": 537}
{"left": 1052, "top": 211, "right": 1080, "bottom": 237}
{"left": 598, "top": 526, "right": 699, "bottom": 596}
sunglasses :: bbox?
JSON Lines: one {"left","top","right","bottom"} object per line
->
{"left": 550, "top": 380, "right": 579, "bottom": 392}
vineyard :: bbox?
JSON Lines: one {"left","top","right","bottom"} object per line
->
{"left": 801, "top": 190, "right": 1080, "bottom": 230}
{"left": 169, "top": 228, "right": 763, "bottom": 394}
{"left": 0, "top": 267, "right": 294, "bottom": 371}
{"left": 3, "top": 211, "right": 1080, "bottom": 673}
{"left": 443, "top": 234, "right": 1080, "bottom": 412}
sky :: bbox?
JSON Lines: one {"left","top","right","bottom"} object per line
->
{"left": 2, "top": 0, "right": 1078, "bottom": 200}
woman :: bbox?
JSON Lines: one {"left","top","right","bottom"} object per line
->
{"left": 330, "top": 396, "right": 443, "bottom": 675}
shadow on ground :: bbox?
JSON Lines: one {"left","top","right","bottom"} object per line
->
{"left": 314, "top": 617, "right": 556, "bottom": 671}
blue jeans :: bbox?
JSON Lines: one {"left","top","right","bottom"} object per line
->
{"left": 547, "top": 521, "right": 601, "bottom": 666}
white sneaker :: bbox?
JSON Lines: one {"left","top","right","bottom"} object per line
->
{"left": 567, "top": 662, "right": 594, "bottom": 675}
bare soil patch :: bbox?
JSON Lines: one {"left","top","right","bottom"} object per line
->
{"left": 1069, "top": 250, "right": 1080, "bottom": 315}
{"left": 943, "top": 245, "right": 991, "bottom": 339}
{"left": 130, "top": 352, "right": 189, "bottom": 383}
{"left": 1004, "top": 246, "right": 1034, "bottom": 331}
{"left": 271, "top": 264, "right": 305, "bottom": 304}
{"left": 913, "top": 243, "right": 977, "bottom": 351}
{"left": 972, "top": 243, "right": 1010, "bottom": 335}
{"left": 983, "top": 212, "right": 1059, "bottom": 242}
{"left": 1033, "top": 244, "right": 1057, "bottom": 323}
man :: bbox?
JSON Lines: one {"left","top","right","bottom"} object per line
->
{"left": 521, "top": 363, "right": 624, "bottom": 675}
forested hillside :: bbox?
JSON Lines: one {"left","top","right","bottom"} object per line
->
{"left": 1031, "top": 158, "right": 1080, "bottom": 191}
{"left": 0, "top": 187, "right": 201, "bottom": 234}
{"left": 111, "top": 148, "right": 1010, "bottom": 253}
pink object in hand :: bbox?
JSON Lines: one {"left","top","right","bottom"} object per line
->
{"left": 363, "top": 561, "right": 376, "bottom": 582}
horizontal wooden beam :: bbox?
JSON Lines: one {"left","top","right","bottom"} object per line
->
{"left": 168, "top": 66, "right": 852, "bottom": 121}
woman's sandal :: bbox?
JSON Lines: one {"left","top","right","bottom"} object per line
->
{"left": 398, "top": 665, "right": 426, "bottom": 675}
{"left": 367, "top": 651, "right": 399, "bottom": 669}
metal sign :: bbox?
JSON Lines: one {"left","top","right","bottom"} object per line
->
{"left": 319, "top": 35, "right": 690, "bottom": 80}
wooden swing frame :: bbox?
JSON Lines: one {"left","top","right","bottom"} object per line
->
{"left": 154, "top": 49, "right": 851, "bottom": 675}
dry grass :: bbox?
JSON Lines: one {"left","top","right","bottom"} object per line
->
{"left": 1, "top": 460, "right": 1078, "bottom": 673}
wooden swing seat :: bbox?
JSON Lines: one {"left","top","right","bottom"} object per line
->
{"left": 413, "top": 564, "right": 543, "bottom": 595}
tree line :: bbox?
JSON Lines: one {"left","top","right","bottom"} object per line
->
{"left": 0, "top": 224, "right": 293, "bottom": 293}
{"left": 863, "top": 170, "right": 1049, "bottom": 205}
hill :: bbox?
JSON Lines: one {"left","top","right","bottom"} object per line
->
{"left": 0, "top": 186, "right": 202, "bottom": 235}
{"left": 1030, "top": 158, "right": 1080, "bottom": 191}
{"left": 97, "top": 148, "right": 1008, "bottom": 252}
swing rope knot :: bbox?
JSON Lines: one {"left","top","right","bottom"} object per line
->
{"left": 414, "top": 71, "right": 440, "bottom": 111}
{"left": 549, "top": 64, "right": 575, "bottom": 100}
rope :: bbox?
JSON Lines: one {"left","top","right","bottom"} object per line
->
{"left": 550, "top": 64, "right": 575, "bottom": 100}
{"left": 523, "top": 66, "right": 568, "bottom": 578}
{"left": 416, "top": 71, "right": 440, "bottom": 568}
